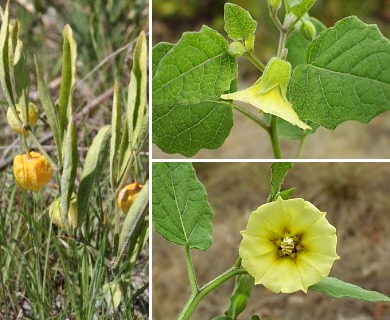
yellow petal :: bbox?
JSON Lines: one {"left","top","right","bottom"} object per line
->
{"left": 221, "top": 81, "right": 311, "bottom": 130}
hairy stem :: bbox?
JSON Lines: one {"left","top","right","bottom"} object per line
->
{"left": 269, "top": 115, "right": 282, "bottom": 159}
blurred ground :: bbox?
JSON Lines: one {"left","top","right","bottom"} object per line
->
{"left": 152, "top": 162, "right": 390, "bottom": 319}
{"left": 152, "top": 0, "right": 390, "bottom": 159}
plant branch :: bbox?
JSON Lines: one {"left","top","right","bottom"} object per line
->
{"left": 243, "top": 52, "right": 265, "bottom": 72}
{"left": 231, "top": 104, "right": 269, "bottom": 133}
{"left": 269, "top": 115, "right": 282, "bottom": 159}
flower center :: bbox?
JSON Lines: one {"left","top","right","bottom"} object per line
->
{"left": 280, "top": 237, "right": 295, "bottom": 255}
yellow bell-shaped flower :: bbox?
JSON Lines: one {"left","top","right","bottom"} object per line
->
{"left": 239, "top": 197, "right": 339, "bottom": 293}
{"left": 13, "top": 151, "right": 53, "bottom": 191}
{"left": 117, "top": 182, "right": 143, "bottom": 213}
{"left": 221, "top": 57, "right": 311, "bottom": 130}
{"left": 7, "top": 102, "right": 39, "bottom": 135}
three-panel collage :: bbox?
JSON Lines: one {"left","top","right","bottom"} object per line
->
{"left": 1, "top": 0, "right": 390, "bottom": 319}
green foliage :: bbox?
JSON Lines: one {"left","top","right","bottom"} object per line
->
{"left": 224, "top": 3, "right": 258, "bottom": 41}
{"left": 152, "top": 162, "right": 214, "bottom": 250}
{"left": 152, "top": 25, "right": 237, "bottom": 155}
{"left": 310, "top": 277, "right": 390, "bottom": 302}
{"left": 286, "top": 0, "right": 318, "bottom": 23}
{"left": 291, "top": 16, "right": 390, "bottom": 129}
{"left": 268, "top": 162, "right": 293, "bottom": 202}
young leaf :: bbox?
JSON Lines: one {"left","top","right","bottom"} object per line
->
{"left": 153, "top": 25, "right": 237, "bottom": 106}
{"left": 290, "top": 16, "right": 390, "bottom": 130}
{"left": 0, "top": 2, "right": 15, "bottom": 107}
{"left": 117, "top": 180, "right": 149, "bottom": 262}
{"left": 268, "top": 162, "right": 293, "bottom": 202}
{"left": 152, "top": 163, "right": 214, "bottom": 250}
{"left": 310, "top": 277, "right": 390, "bottom": 302}
{"left": 127, "top": 31, "right": 147, "bottom": 150}
{"left": 152, "top": 42, "right": 174, "bottom": 78}
{"left": 78, "top": 125, "right": 111, "bottom": 224}
{"left": 110, "top": 81, "right": 121, "bottom": 190}
{"left": 152, "top": 101, "right": 233, "bottom": 157}
{"left": 58, "top": 24, "right": 77, "bottom": 139}
{"left": 60, "top": 118, "right": 78, "bottom": 232}
{"left": 35, "top": 57, "right": 62, "bottom": 162}
{"left": 224, "top": 3, "right": 257, "bottom": 41}
{"left": 286, "top": 0, "right": 317, "bottom": 22}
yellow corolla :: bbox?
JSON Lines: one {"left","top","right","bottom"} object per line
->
{"left": 117, "top": 182, "right": 143, "bottom": 213}
{"left": 48, "top": 196, "right": 78, "bottom": 230}
{"left": 221, "top": 58, "right": 311, "bottom": 130}
{"left": 239, "top": 197, "right": 339, "bottom": 293}
{"left": 13, "top": 151, "right": 53, "bottom": 191}
{"left": 7, "top": 102, "right": 39, "bottom": 135}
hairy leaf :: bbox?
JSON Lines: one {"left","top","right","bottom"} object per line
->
{"left": 224, "top": 3, "right": 257, "bottom": 41}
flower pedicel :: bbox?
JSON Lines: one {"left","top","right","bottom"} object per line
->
{"left": 239, "top": 197, "right": 339, "bottom": 293}
{"left": 13, "top": 151, "right": 53, "bottom": 191}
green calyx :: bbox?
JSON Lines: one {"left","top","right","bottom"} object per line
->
{"left": 259, "top": 57, "right": 292, "bottom": 99}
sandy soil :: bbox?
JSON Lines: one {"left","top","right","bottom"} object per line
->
{"left": 152, "top": 162, "right": 390, "bottom": 320}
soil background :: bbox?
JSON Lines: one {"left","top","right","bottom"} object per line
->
{"left": 152, "top": 162, "right": 390, "bottom": 319}
{"left": 152, "top": 0, "right": 390, "bottom": 159}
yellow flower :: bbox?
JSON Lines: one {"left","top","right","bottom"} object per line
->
{"left": 7, "top": 102, "right": 39, "bottom": 135}
{"left": 239, "top": 197, "right": 339, "bottom": 293}
{"left": 48, "top": 196, "right": 78, "bottom": 230}
{"left": 221, "top": 58, "right": 311, "bottom": 130}
{"left": 117, "top": 182, "right": 143, "bottom": 213}
{"left": 13, "top": 151, "right": 53, "bottom": 191}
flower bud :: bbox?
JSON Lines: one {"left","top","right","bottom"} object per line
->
{"left": 228, "top": 41, "right": 245, "bottom": 57}
{"left": 48, "top": 196, "right": 78, "bottom": 230}
{"left": 300, "top": 19, "right": 317, "bottom": 41}
{"left": 7, "top": 102, "right": 39, "bottom": 135}
{"left": 269, "top": 0, "right": 281, "bottom": 11}
{"left": 117, "top": 182, "right": 143, "bottom": 213}
{"left": 244, "top": 35, "right": 255, "bottom": 54}
{"left": 13, "top": 151, "right": 53, "bottom": 191}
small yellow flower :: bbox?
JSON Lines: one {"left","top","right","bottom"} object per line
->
{"left": 117, "top": 182, "right": 143, "bottom": 213}
{"left": 48, "top": 196, "right": 78, "bottom": 230}
{"left": 239, "top": 197, "right": 339, "bottom": 293}
{"left": 7, "top": 102, "right": 39, "bottom": 135}
{"left": 221, "top": 58, "right": 311, "bottom": 130}
{"left": 13, "top": 151, "right": 53, "bottom": 191}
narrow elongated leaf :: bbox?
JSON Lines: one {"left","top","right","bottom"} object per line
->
{"left": 117, "top": 180, "right": 149, "bottom": 261}
{"left": 310, "top": 277, "right": 390, "bottom": 302}
{"left": 152, "top": 163, "right": 214, "bottom": 250}
{"left": 35, "top": 57, "right": 62, "bottom": 161}
{"left": 78, "top": 125, "right": 111, "bottom": 224}
{"left": 60, "top": 118, "right": 78, "bottom": 232}
{"left": 152, "top": 101, "right": 233, "bottom": 157}
{"left": 0, "top": 2, "right": 15, "bottom": 107}
{"left": 58, "top": 24, "right": 77, "bottom": 138}
{"left": 127, "top": 31, "right": 147, "bottom": 150}
{"left": 152, "top": 42, "right": 174, "bottom": 78}
{"left": 268, "top": 162, "right": 293, "bottom": 202}
{"left": 290, "top": 16, "right": 390, "bottom": 129}
{"left": 224, "top": 3, "right": 257, "bottom": 41}
{"left": 110, "top": 81, "right": 121, "bottom": 190}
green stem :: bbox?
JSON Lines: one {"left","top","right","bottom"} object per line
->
{"left": 269, "top": 115, "right": 282, "bottom": 159}
{"left": 232, "top": 104, "right": 269, "bottom": 133}
{"left": 243, "top": 53, "right": 265, "bottom": 72}
{"left": 277, "top": 29, "right": 288, "bottom": 58}
{"left": 178, "top": 266, "right": 247, "bottom": 320}
{"left": 295, "top": 134, "right": 308, "bottom": 159}
{"left": 185, "top": 245, "right": 199, "bottom": 293}
{"left": 28, "top": 131, "right": 58, "bottom": 171}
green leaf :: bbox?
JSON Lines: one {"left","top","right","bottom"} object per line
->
{"left": 60, "top": 118, "right": 78, "bottom": 233}
{"left": 279, "top": 187, "right": 296, "bottom": 200}
{"left": 58, "top": 24, "right": 77, "bottom": 139}
{"left": 152, "top": 163, "right": 214, "bottom": 250}
{"left": 152, "top": 42, "right": 174, "bottom": 78}
{"left": 286, "top": 17, "right": 326, "bottom": 68}
{"left": 77, "top": 125, "right": 111, "bottom": 224}
{"left": 286, "top": 0, "right": 317, "bottom": 22}
{"left": 310, "top": 277, "right": 390, "bottom": 302}
{"left": 290, "top": 16, "right": 390, "bottom": 130}
{"left": 0, "top": 2, "right": 15, "bottom": 107}
{"left": 127, "top": 31, "right": 147, "bottom": 150}
{"left": 152, "top": 101, "right": 233, "bottom": 157}
{"left": 268, "top": 162, "right": 293, "bottom": 202}
{"left": 117, "top": 180, "right": 149, "bottom": 261}
{"left": 153, "top": 25, "right": 237, "bottom": 106}
{"left": 224, "top": 3, "right": 257, "bottom": 41}
{"left": 110, "top": 81, "right": 121, "bottom": 190}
